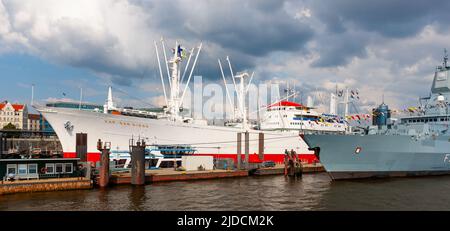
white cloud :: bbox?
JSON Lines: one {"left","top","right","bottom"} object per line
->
{"left": 2, "top": 0, "right": 450, "bottom": 115}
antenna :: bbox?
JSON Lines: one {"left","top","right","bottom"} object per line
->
{"left": 180, "top": 48, "right": 195, "bottom": 84}
{"left": 180, "top": 43, "right": 203, "bottom": 106}
{"left": 218, "top": 59, "right": 235, "bottom": 119}
{"left": 444, "top": 48, "right": 448, "bottom": 68}
{"left": 245, "top": 71, "right": 255, "bottom": 93}
{"left": 161, "top": 38, "right": 172, "bottom": 88}
{"left": 226, "top": 56, "right": 244, "bottom": 118}
{"left": 154, "top": 41, "right": 168, "bottom": 106}
{"left": 31, "top": 84, "right": 35, "bottom": 106}
{"left": 79, "top": 87, "right": 83, "bottom": 110}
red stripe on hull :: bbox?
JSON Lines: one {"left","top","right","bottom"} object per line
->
{"left": 63, "top": 152, "right": 318, "bottom": 165}
{"left": 195, "top": 153, "right": 318, "bottom": 164}
{"left": 63, "top": 152, "right": 101, "bottom": 163}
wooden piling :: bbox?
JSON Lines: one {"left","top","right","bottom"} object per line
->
{"left": 97, "top": 139, "right": 111, "bottom": 188}
{"left": 244, "top": 131, "right": 249, "bottom": 169}
{"left": 258, "top": 133, "right": 264, "bottom": 161}
{"left": 237, "top": 133, "right": 242, "bottom": 170}
{"left": 131, "top": 140, "right": 146, "bottom": 185}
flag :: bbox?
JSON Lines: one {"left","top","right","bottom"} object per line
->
{"left": 177, "top": 45, "right": 184, "bottom": 58}
{"left": 350, "top": 89, "right": 360, "bottom": 100}
{"left": 408, "top": 107, "right": 417, "bottom": 112}
{"left": 181, "top": 49, "right": 188, "bottom": 59}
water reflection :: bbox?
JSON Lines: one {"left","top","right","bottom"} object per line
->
{"left": 97, "top": 188, "right": 111, "bottom": 211}
{"left": 2, "top": 173, "right": 450, "bottom": 210}
{"left": 129, "top": 186, "right": 146, "bottom": 211}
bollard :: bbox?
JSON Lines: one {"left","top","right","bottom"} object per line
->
{"left": 97, "top": 139, "right": 111, "bottom": 187}
{"left": 237, "top": 133, "right": 242, "bottom": 170}
{"left": 131, "top": 140, "right": 146, "bottom": 185}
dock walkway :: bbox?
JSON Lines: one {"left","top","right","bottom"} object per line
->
{"left": 252, "top": 163, "right": 325, "bottom": 176}
{"left": 108, "top": 169, "right": 249, "bottom": 185}
{"left": 0, "top": 177, "right": 93, "bottom": 195}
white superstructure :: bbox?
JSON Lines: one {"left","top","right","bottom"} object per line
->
{"left": 259, "top": 101, "right": 347, "bottom": 133}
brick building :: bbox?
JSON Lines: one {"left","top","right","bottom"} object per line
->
{"left": 0, "top": 102, "right": 28, "bottom": 130}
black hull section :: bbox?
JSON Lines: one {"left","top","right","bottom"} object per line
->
{"left": 329, "top": 171, "right": 450, "bottom": 180}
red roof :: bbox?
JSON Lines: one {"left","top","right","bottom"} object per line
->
{"left": 268, "top": 101, "right": 303, "bottom": 108}
{"left": 0, "top": 103, "right": 25, "bottom": 111}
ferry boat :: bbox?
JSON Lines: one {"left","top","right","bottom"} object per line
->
{"left": 110, "top": 145, "right": 196, "bottom": 169}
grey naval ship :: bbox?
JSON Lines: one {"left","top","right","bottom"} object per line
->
{"left": 304, "top": 52, "right": 450, "bottom": 180}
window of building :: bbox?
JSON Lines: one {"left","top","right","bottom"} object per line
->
{"left": 28, "top": 164, "right": 38, "bottom": 174}
{"left": 45, "top": 163, "right": 55, "bottom": 174}
{"left": 65, "top": 163, "right": 73, "bottom": 173}
{"left": 18, "top": 164, "right": 27, "bottom": 175}
{"left": 7, "top": 164, "right": 16, "bottom": 175}
{"left": 55, "top": 163, "right": 63, "bottom": 173}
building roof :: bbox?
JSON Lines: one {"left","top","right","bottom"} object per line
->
{"left": 268, "top": 101, "right": 303, "bottom": 108}
{"left": 0, "top": 102, "right": 25, "bottom": 111}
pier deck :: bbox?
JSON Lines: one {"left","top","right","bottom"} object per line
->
{"left": 252, "top": 163, "right": 325, "bottom": 176}
{"left": 108, "top": 169, "right": 249, "bottom": 185}
{"left": 0, "top": 177, "right": 93, "bottom": 195}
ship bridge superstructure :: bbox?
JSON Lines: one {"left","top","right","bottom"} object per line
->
{"left": 377, "top": 50, "right": 450, "bottom": 136}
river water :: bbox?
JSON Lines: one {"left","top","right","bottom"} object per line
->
{"left": 2, "top": 173, "right": 450, "bottom": 211}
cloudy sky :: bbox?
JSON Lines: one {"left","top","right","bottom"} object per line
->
{"left": 1, "top": 0, "right": 450, "bottom": 115}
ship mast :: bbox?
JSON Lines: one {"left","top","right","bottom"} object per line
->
{"left": 155, "top": 39, "right": 202, "bottom": 122}
{"left": 344, "top": 88, "right": 349, "bottom": 118}
{"left": 168, "top": 41, "right": 182, "bottom": 121}
{"left": 218, "top": 56, "right": 254, "bottom": 131}
{"left": 444, "top": 48, "right": 448, "bottom": 69}
{"left": 235, "top": 72, "right": 250, "bottom": 131}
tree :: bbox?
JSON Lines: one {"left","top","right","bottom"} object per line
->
{"left": 2, "top": 123, "right": 17, "bottom": 130}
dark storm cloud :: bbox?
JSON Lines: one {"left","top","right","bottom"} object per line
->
{"left": 308, "top": 0, "right": 450, "bottom": 67}
{"left": 123, "top": 0, "right": 316, "bottom": 83}
{"left": 138, "top": 0, "right": 314, "bottom": 57}
{"left": 312, "top": 31, "right": 370, "bottom": 67}
{"left": 313, "top": 0, "right": 450, "bottom": 37}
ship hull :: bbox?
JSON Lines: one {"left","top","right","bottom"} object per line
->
{"left": 303, "top": 134, "right": 450, "bottom": 180}
{"left": 39, "top": 107, "right": 316, "bottom": 163}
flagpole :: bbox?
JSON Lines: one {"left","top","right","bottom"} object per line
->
{"left": 31, "top": 84, "right": 35, "bottom": 106}
{"left": 79, "top": 87, "right": 83, "bottom": 110}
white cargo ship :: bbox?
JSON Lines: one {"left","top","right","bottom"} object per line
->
{"left": 36, "top": 41, "right": 345, "bottom": 165}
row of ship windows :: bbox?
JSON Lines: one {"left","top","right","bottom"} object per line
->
{"left": 104, "top": 120, "right": 150, "bottom": 128}
{"left": 407, "top": 118, "right": 444, "bottom": 123}
{"left": 6, "top": 163, "right": 73, "bottom": 175}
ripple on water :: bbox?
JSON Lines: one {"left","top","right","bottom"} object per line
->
{"left": 2, "top": 173, "right": 450, "bottom": 210}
